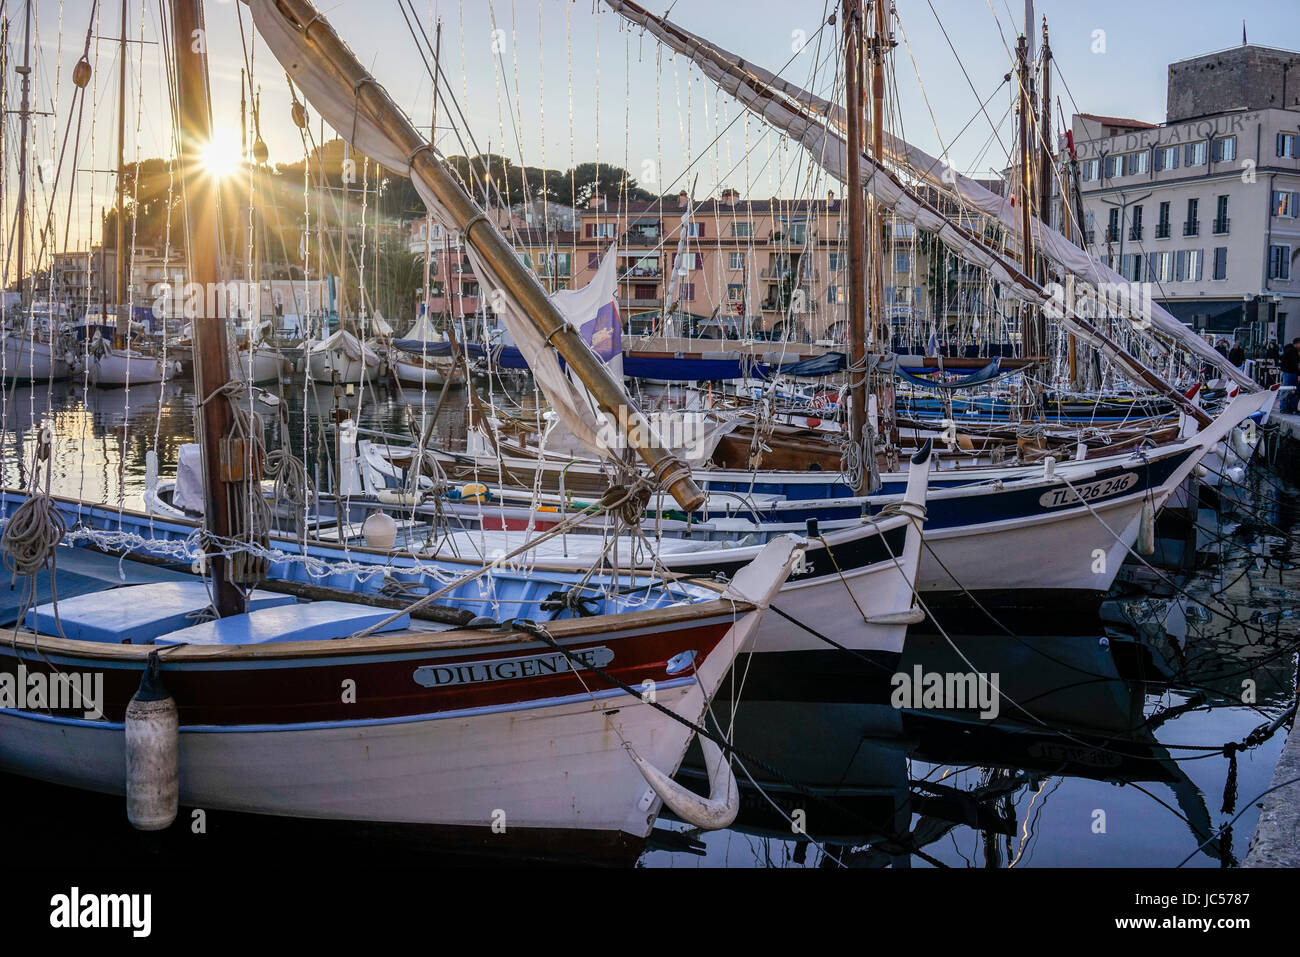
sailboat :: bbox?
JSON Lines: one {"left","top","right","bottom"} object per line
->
{"left": 305, "top": 327, "right": 381, "bottom": 384}
{"left": 0, "top": 0, "right": 802, "bottom": 860}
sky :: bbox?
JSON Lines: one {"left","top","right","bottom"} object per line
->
{"left": 3, "top": 0, "right": 1299, "bottom": 283}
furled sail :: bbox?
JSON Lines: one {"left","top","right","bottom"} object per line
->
{"left": 603, "top": 0, "right": 1255, "bottom": 394}
{"left": 249, "top": 0, "right": 653, "bottom": 465}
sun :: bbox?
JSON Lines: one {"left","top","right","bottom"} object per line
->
{"left": 200, "top": 130, "right": 242, "bottom": 179}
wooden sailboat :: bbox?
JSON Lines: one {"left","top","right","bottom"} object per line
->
{"left": 0, "top": 0, "right": 800, "bottom": 860}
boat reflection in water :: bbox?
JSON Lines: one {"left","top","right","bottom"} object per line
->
{"left": 663, "top": 593, "right": 1296, "bottom": 867}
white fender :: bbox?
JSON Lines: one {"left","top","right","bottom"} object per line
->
{"left": 1136, "top": 500, "right": 1156, "bottom": 556}
{"left": 1230, "top": 420, "right": 1257, "bottom": 462}
{"left": 627, "top": 732, "right": 738, "bottom": 831}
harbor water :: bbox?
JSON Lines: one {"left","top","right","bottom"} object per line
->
{"left": 1, "top": 378, "right": 1296, "bottom": 868}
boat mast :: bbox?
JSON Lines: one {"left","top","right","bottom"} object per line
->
{"left": 868, "top": 0, "right": 895, "bottom": 449}
{"left": 421, "top": 19, "right": 442, "bottom": 327}
{"left": 843, "top": 0, "right": 869, "bottom": 493}
{"left": 172, "top": 0, "right": 250, "bottom": 616}
{"left": 1015, "top": 25, "right": 1036, "bottom": 363}
{"left": 12, "top": 0, "right": 33, "bottom": 304}
{"left": 115, "top": 0, "right": 128, "bottom": 324}
{"left": 1037, "top": 17, "right": 1053, "bottom": 238}
{"left": 262, "top": 0, "right": 706, "bottom": 510}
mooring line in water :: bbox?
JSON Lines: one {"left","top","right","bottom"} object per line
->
{"left": 1174, "top": 771, "right": 1300, "bottom": 868}
{"left": 1056, "top": 474, "right": 1274, "bottom": 643}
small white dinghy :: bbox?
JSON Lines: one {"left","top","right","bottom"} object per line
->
{"left": 306, "top": 328, "right": 380, "bottom": 384}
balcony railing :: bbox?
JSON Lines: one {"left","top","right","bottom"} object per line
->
{"left": 1213, "top": 218, "right": 1230, "bottom": 235}
{"left": 1155, "top": 222, "right": 1170, "bottom": 239}
{"left": 1084, "top": 230, "right": 1096, "bottom": 244}
{"left": 1105, "top": 226, "right": 1120, "bottom": 243}
{"left": 1129, "top": 226, "right": 1144, "bottom": 241}
{"left": 619, "top": 267, "right": 663, "bottom": 279}
{"left": 1184, "top": 221, "right": 1200, "bottom": 236}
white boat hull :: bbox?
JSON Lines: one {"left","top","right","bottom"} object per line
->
{"left": 88, "top": 349, "right": 169, "bottom": 387}
{"left": 307, "top": 348, "right": 376, "bottom": 384}
{"left": 2, "top": 336, "right": 71, "bottom": 382}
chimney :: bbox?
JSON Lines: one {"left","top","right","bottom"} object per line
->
{"left": 720, "top": 187, "right": 740, "bottom": 205}
{"left": 588, "top": 193, "right": 605, "bottom": 209}
{"left": 678, "top": 189, "right": 689, "bottom": 208}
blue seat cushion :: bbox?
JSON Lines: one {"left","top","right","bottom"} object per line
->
{"left": 25, "top": 581, "right": 296, "bottom": 644}
{"left": 154, "top": 600, "right": 411, "bottom": 646}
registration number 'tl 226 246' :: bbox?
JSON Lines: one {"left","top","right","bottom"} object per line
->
{"left": 1038, "top": 472, "right": 1139, "bottom": 509}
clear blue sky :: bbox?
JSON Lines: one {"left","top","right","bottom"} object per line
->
{"left": 4, "top": 0, "right": 1299, "bottom": 273}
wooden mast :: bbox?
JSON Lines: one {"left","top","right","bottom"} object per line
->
{"left": 844, "top": 0, "right": 869, "bottom": 494}
{"left": 420, "top": 20, "right": 442, "bottom": 328}
{"left": 172, "top": 0, "right": 246, "bottom": 616}
{"left": 1015, "top": 30, "right": 1035, "bottom": 362}
{"left": 115, "top": 0, "right": 128, "bottom": 331}
{"left": 265, "top": 0, "right": 705, "bottom": 511}
{"left": 868, "top": 0, "right": 895, "bottom": 450}
{"left": 12, "top": 0, "right": 33, "bottom": 303}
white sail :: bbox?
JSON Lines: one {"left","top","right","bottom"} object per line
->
{"left": 603, "top": 0, "right": 1256, "bottom": 393}
{"left": 248, "top": 0, "right": 638, "bottom": 462}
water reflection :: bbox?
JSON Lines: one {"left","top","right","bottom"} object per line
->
{"left": 0, "top": 378, "right": 1295, "bottom": 868}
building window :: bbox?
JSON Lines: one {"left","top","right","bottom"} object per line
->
{"left": 1213, "top": 195, "right": 1230, "bottom": 234}
{"left": 728, "top": 252, "right": 745, "bottom": 270}
{"left": 674, "top": 252, "right": 701, "bottom": 272}
{"left": 893, "top": 223, "right": 916, "bottom": 240}
{"left": 1106, "top": 207, "right": 1120, "bottom": 243}
{"left": 1274, "top": 190, "right": 1299, "bottom": 217}
{"left": 1175, "top": 249, "right": 1203, "bottom": 282}
{"left": 1126, "top": 151, "right": 1149, "bottom": 176}
{"left": 1122, "top": 253, "right": 1143, "bottom": 282}
{"left": 829, "top": 252, "right": 844, "bottom": 271}
{"left": 1212, "top": 136, "right": 1236, "bottom": 163}
{"left": 1155, "top": 201, "right": 1171, "bottom": 239}
{"left": 686, "top": 222, "right": 706, "bottom": 238}
{"left": 1129, "top": 205, "right": 1144, "bottom": 241}
{"left": 1154, "top": 146, "right": 1179, "bottom": 172}
{"left": 732, "top": 222, "right": 753, "bottom": 238}
{"left": 1212, "top": 247, "right": 1228, "bottom": 281}
{"left": 895, "top": 251, "right": 911, "bottom": 272}
{"left": 1269, "top": 244, "right": 1292, "bottom": 281}
{"left": 1184, "top": 198, "right": 1199, "bottom": 236}
{"left": 1184, "top": 141, "right": 1208, "bottom": 167}
{"left": 827, "top": 284, "right": 844, "bottom": 304}
{"left": 1081, "top": 158, "right": 1100, "bottom": 181}
{"left": 587, "top": 252, "right": 600, "bottom": 269}
{"left": 680, "top": 282, "right": 696, "bottom": 301}
{"left": 726, "top": 283, "right": 744, "bottom": 303}
{"left": 1277, "top": 133, "right": 1299, "bottom": 158}
{"left": 1153, "top": 251, "right": 1174, "bottom": 283}
{"left": 1104, "top": 154, "right": 1124, "bottom": 178}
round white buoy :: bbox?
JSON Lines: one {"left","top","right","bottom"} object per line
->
{"left": 362, "top": 511, "right": 398, "bottom": 549}
{"left": 1137, "top": 500, "right": 1156, "bottom": 556}
{"left": 125, "top": 652, "right": 179, "bottom": 831}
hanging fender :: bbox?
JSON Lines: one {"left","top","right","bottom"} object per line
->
{"left": 626, "top": 731, "right": 738, "bottom": 831}
{"left": 1230, "top": 420, "right": 1257, "bottom": 463}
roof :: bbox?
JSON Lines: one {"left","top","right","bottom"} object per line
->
{"left": 1077, "top": 113, "right": 1159, "bottom": 131}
